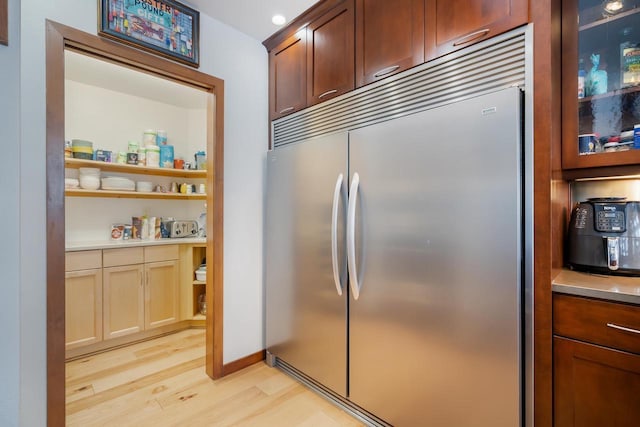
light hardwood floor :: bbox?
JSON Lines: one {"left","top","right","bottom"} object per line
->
{"left": 66, "top": 329, "right": 363, "bottom": 426}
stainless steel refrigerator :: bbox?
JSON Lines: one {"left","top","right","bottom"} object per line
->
{"left": 266, "top": 87, "right": 522, "bottom": 426}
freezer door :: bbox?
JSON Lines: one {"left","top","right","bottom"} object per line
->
{"left": 266, "top": 133, "right": 348, "bottom": 396}
{"left": 348, "top": 88, "right": 522, "bottom": 426}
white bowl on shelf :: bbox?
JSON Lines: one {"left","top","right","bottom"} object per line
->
{"left": 101, "top": 176, "right": 135, "bottom": 191}
{"left": 79, "top": 175, "right": 100, "bottom": 190}
{"left": 195, "top": 265, "right": 206, "bottom": 281}
{"left": 78, "top": 167, "right": 100, "bottom": 176}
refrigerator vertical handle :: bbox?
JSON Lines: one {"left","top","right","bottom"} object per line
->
{"left": 347, "top": 173, "right": 361, "bottom": 300}
{"left": 331, "top": 173, "right": 344, "bottom": 296}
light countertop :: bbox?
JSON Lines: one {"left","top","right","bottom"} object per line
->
{"left": 552, "top": 269, "right": 640, "bottom": 305}
{"left": 66, "top": 237, "right": 206, "bottom": 251}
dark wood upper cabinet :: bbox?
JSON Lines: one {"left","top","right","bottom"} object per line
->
{"left": 269, "top": 30, "right": 307, "bottom": 120}
{"left": 355, "top": 0, "right": 425, "bottom": 87}
{"left": 561, "top": 0, "right": 640, "bottom": 174}
{"left": 306, "top": 0, "right": 355, "bottom": 106}
{"left": 425, "top": 0, "right": 528, "bottom": 61}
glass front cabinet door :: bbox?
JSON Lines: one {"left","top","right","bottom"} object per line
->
{"left": 563, "top": 0, "right": 640, "bottom": 169}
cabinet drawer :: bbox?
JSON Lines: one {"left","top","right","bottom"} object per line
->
{"left": 554, "top": 294, "right": 640, "bottom": 355}
{"left": 103, "top": 247, "right": 144, "bottom": 267}
{"left": 66, "top": 250, "right": 102, "bottom": 271}
{"left": 144, "top": 245, "right": 179, "bottom": 263}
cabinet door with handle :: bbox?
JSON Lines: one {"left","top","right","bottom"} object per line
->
{"left": 269, "top": 30, "right": 307, "bottom": 120}
{"left": 355, "top": 0, "right": 424, "bottom": 87}
{"left": 307, "top": 0, "right": 355, "bottom": 106}
{"left": 425, "top": 0, "right": 528, "bottom": 61}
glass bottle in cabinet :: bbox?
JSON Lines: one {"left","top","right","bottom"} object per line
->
{"left": 562, "top": 0, "right": 640, "bottom": 169}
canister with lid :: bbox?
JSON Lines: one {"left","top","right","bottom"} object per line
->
{"left": 143, "top": 129, "right": 157, "bottom": 146}
{"left": 156, "top": 130, "right": 167, "bottom": 145}
{"left": 146, "top": 145, "right": 160, "bottom": 167}
{"left": 137, "top": 146, "right": 146, "bottom": 166}
{"left": 159, "top": 145, "right": 174, "bottom": 168}
{"left": 621, "top": 27, "right": 640, "bottom": 88}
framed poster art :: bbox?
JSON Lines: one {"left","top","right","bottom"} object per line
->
{"left": 99, "top": 0, "right": 199, "bottom": 67}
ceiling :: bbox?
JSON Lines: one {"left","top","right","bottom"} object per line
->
{"left": 186, "top": 0, "right": 319, "bottom": 42}
{"left": 65, "top": 51, "right": 209, "bottom": 109}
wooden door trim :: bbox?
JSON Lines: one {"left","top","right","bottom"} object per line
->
{"left": 45, "top": 20, "right": 225, "bottom": 426}
{"left": 0, "top": 0, "right": 7, "bottom": 46}
{"left": 530, "top": 0, "right": 564, "bottom": 426}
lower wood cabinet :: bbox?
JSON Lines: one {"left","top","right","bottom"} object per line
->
{"left": 554, "top": 294, "right": 640, "bottom": 426}
{"left": 103, "top": 264, "right": 144, "bottom": 339}
{"left": 554, "top": 337, "right": 640, "bottom": 427}
{"left": 144, "top": 260, "right": 179, "bottom": 329}
{"left": 65, "top": 244, "right": 182, "bottom": 351}
{"left": 65, "top": 268, "right": 103, "bottom": 350}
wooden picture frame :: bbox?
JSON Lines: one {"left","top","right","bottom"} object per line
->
{"left": 99, "top": 0, "right": 199, "bottom": 68}
{"left": 0, "top": 0, "right": 8, "bottom": 46}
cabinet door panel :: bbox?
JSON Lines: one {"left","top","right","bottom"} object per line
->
{"left": 144, "top": 244, "right": 179, "bottom": 263}
{"left": 554, "top": 294, "right": 640, "bottom": 355}
{"left": 307, "top": 0, "right": 355, "bottom": 105}
{"left": 103, "top": 264, "right": 144, "bottom": 339}
{"left": 65, "top": 269, "right": 103, "bottom": 349}
{"left": 356, "top": 0, "right": 424, "bottom": 87}
{"left": 270, "top": 30, "right": 307, "bottom": 120}
{"left": 554, "top": 337, "right": 640, "bottom": 427}
{"left": 66, "top": 250, "right": 102, "bottom": 271}
{"left": 145, "top": 260, "right": 179, "bottom": 329}
{"left": 425, "top": 0, "right": 528, "bottom": 60}
{"left": 103, "top": 247, "right": 143, "bottom": 267}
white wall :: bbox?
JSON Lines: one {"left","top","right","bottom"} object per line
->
{"left": 0, "top": 0, "right": 21, "bottom": 425}
{"left": 17, "top": 1, "right": 268, "bottom": 424}
{"left": 64, "top": 79, "right": 207, "bottom": 242}
{"left": 65, "top": 80, "right": 206, "bottom": 159}
{"left": 198, "top": 13, "right": 268, "bottom": 363}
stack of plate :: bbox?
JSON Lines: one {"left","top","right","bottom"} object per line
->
{"left": 101, "top": 176, "right": 135, "bottom": 191}
{"left": 65, "top": 178, "right": 79, "bottom": 189}
{"left": 136, "top": 181, "right": 154, "bottom": 192}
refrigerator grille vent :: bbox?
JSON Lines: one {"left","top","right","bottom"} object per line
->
{"left": 272, "top": 29, "right": 526, "bottom": 148}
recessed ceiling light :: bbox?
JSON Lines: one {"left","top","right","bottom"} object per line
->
{"left": 272, "top": 14, "right": 286, "bottom": 26}
{"left": 603, "top": 0, "right": 624, "bottom": 14}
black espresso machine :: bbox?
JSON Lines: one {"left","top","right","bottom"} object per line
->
{"left": 567, "top": 198, "right": 640, "bottom": 275}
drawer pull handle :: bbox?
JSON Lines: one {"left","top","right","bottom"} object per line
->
{"left": 607, "top": 323, "right": 640, "bottom": 335}
{"left": 374, "top": 65, "right": 400, "bottom": 78}
{"left": 279, "top": 107, "right": 295, "bottom": 114}
{"left": 453, "top": 29, "right": 490, "bottom": 46}
{"left": 318, "top": 89, "right": 338, "bottom": 99}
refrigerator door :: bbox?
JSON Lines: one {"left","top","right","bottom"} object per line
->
{"left": 266, "top": 133, "right": 348, "bottom": 396}
{"left": 348, "top": 88, "right": 522, "bottom": 426}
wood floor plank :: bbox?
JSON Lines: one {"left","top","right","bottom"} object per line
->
{"left": 67, "top": 366, "right": 208, "bottom": 425}
{"left": 67, "top": 357, "right": 205, "bottom": 415}
{"left": 66, "top": 330, "right": 362, "bottom": 426}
